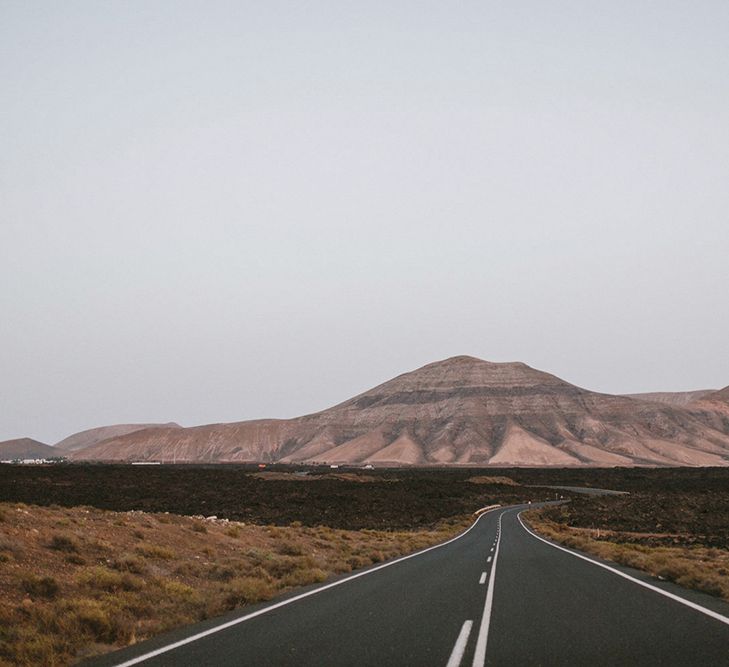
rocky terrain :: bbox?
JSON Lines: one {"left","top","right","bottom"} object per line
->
{"left": 65, "top": 356, "right": 729, "bottom": 466}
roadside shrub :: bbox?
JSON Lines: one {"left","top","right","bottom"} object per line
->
{"left": 0, "top": 537, "right": 21, "bottom": 561}
{"left": 260, "top": 556, "right": 299, "bottom": 578}
{"left": 48, "top": 533, "right": 79, "bottom": 553}
{"left": 51, "top": 598, "right": 114, "bottom": 642}
{"left": 225, "top": 526, "right": 241, "bottom": 538}
{"left": 159, "top": 579, "right": 203, "bottom": 605}
{"left": 281, "top": 568, "right": 327, "bottom": 587}
{"left": 21, "top": 575, "right": 59, "bottom": 599}
{"left": 244, "top": 548, "right": 271, "bottom": 566}
{"left": 347, "top": 555, "right": 372, "bottom": 570}
{"left": 174, "top": 561, "right": 203, "bottom": 577}
{"left": 209, "top": 564, "right": 236, "bottom": 582}
{"left": 66, "top": 553, "right": 87, "bottom": 565}
{"left": 135, "top": 543, "right": 175, "bottom": 560}
{"left": 111, "top": 554, "right": 148, "bottom": 575}
{"left": 276, "top": 540, "right": 305, "bottom": 556}
{"left": 675, "top": 570, "right": 727, "bottom": 598}
{"left": 191, "top": 522, "right": 207, "bottom": 533}
{"left": 223, "top": 577, "right": 274, "bottom": 609}
{"left": 77, "top": 566, "right": 143, "bottom": 593}
{"left": 8, "top": 629, "right": 56, "bottom": 666}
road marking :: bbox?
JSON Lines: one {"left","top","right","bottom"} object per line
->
{"left": 109, "top": 508, "right": 502, "bottom": 667}
{"left": 479, "top": 572, "right": 487, "bottom": 584}
{"left": 472, "top": 511, "right": 504, "bottom": 667}
{"left": 517, "top": 513, "right": 729, "bottom": 628}
{"left": 486, "top": 556, "right": 492, "bottom": 563}
{"left": 445, "top": 619, "right": 473, "bottom": 667}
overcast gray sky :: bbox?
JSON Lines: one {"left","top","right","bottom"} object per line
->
{"left": 2, "top": 1, "right": 728, "bottom": 444}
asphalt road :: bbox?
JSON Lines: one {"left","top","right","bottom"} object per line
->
{"left": 90, "top": 505, "right": 729, "bottom": 667}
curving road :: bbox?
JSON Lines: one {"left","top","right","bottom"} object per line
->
{"left": 88, "top": 505, "right": 729, "bottom": 667}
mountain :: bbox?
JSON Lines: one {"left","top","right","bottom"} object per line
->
{"left": 0, "top": 438, "right": 59, "bottom": 460}
{"left": 701, "top": 386, "right": 729, "bottom": 404}
{"left": 623, "top": 390, "right": 716, "bottom": 407}
{"left": 688, "top": 386, "right": 729, "bottom": 416}
{"left": 71, "top": 356, "right": 729, "bottom": 467}
{"left": 54, "top": 423, "right": 181, "bottom": 452}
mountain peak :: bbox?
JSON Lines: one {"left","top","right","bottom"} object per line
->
{"left": 426, "top": 355, "right": 527, "bottom": 368}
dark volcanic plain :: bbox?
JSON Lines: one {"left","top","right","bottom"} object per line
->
{"left": 2, "top": 464, "right": 729, "bottom": 535}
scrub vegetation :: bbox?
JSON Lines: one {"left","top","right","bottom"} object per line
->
{"left": 0, "top": 502, "right": 469, "bottom": 666}
{"left": 525, "top": 501, "right": 729, "bottom": 602}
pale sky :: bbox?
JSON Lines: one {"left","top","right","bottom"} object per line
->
{"left": 2, "top": 1, "right": 728, "bottom": 444}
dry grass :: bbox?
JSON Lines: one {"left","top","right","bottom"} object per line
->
{"left": 0, "top": 503, "right": 468, "bottom": 666}
{"left": 524, "top": 510, "right": 729, "bottom": 601}
{"left": 466, "top": 476, "right": 518, "bottom": 486}
{"left": 250, "top": 471, "right": 383, "bottom": 483}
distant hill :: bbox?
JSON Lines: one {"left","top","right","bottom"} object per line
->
{"left": 72, "top": 356, "right": 729, "bottom": 467}
{"left": 55, "top": 423, "right": 181, "bottom": 452}
{"left": 0, "top": 438, "right": 59, "bottom": 460}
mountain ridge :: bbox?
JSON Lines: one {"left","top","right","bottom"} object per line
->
{"left": 69, "top": 356, "right": 729, "bottom": 467}
{"left": 54, "top": 423, "right": 181, "bottom": 452}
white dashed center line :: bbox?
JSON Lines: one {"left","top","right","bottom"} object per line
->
{"left": 446, "top": 619, "right": 474, "bottom": 667}
{"left": 472, "top": 512, "right": 505, "bottom": 667}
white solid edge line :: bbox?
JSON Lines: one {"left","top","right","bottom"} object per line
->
{"left": 445, "top": 619, "right": 474, "bottom": 667}
{"left": 517, "top": 512, "right": 729, "bottom": 627}
{"left": 472, "top": 511, "right": 504, "bottom": 667}
{"left": 479, "top": 572, "right": 487, "bottom": 585}
{"left": 111, "top": 508, "right": 502, "bottom": 667}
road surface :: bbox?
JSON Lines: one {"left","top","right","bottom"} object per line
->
{"left": 88, "top": 505, "right": 729, "bottom": 666}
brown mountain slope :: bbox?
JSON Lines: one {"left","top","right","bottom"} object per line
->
{"left": 688, "top": 386, "right": 729, "bottom": 428}
{"left": 706, "top": 386, "right": 729, "bottom": 403}
{"left": 71, "top": 356, "right": 729, "bottom": 467}
{"left": 623, "top": 390, "right": 716, "bottom": 407}
{"left": 0, "top": 438, "right": 58, "bottom": 460}
{"left": 54, "top": 423, "right": 181, "bottom": 452}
